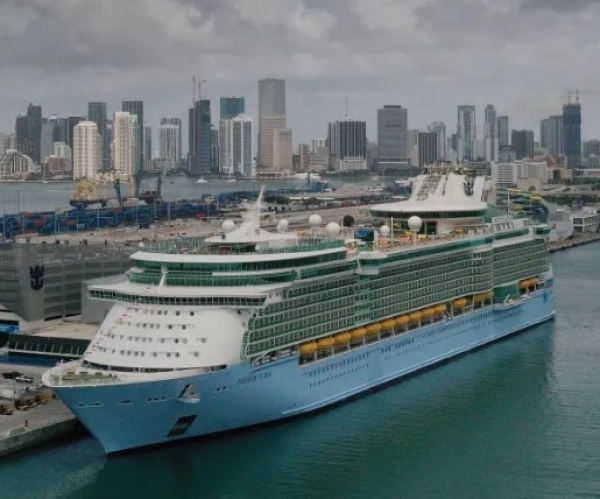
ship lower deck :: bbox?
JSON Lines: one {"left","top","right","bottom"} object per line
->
{"left": 49, "top": 287, "right": 555, "bottom": 454}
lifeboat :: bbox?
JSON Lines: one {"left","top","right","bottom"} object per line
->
{"left": 485, "top": 291, "right": 494, "bottom": 300}
{"left": 395, "top": 315, "right": 410, "bottom": 326}
{"left": 299, "top": 343, "right": 318, "bottom": 355}
{"left": 529, "top": 278, "right": 538, "bottom": 288}
{"left": 351, "top": 328, "right": 367, "bottom": 341}
{"left": 317, "top": 337, "right": 335, "bottom": 349}
{"left": 520, "top": 280, "right": 530, "bottom": 289}
{"left": 366, "top": 323, "right": 382, "bottom": 335}
{"left": 453, "top": 298, "right": 468, "bottom": 309}
{"left": 474, "top": 294, "right": 486, "bottom": 303}
{"left": 409, "top": 311, "right": 423, "bottom": 322}
{"left": 334, "top": 332, "right": 352, "bottom": 345}
{"left": 434, "top": 304, "right": 447, "bottom": 314}
{"left": 421, "top": 308, "right": 435, "bottom": 317}
{"left": 381, "top": 319, "right": 397, "bottom": 330}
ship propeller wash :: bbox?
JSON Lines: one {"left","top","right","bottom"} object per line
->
{"left": 43, "top": 171, "right": 556, "bottom": 454}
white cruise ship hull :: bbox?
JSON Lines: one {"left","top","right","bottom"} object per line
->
{"left": 49, "top": 287, "right": 555, "bottom": 454}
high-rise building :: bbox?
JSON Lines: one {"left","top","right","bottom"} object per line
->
{"left": 511, "top": 130, "right": 534, "bottom": 160}
{"left": 144, "top": 123, "right": 152, "bottom": 167}
{"left": 220, "top": 97, "right": 246, "bottom": 120}
{"left": 67, "top": 116, "right": 85, "bottom": 153}
{"left": 298, "top": 144, "right": 310, "bottom": 172}
{"left": 122, "top": 101, "right": 144, "bottom": 172}
{"left": 418, "top": 132, "right": 438, "bottom": 168}
{"left": 113, "top": 112, "right": 136, "bottom": 178}
{"left": 563, "top": 102, "right": 582, "bottom": 167}
{"left": 88, "top": 102, "right": 109, "bottom": 170}
{"left": 498, "top": 116, "right": 509, "bottom": 148}
{"left": 40, "top": 118, "right": 56, "bottom": 161}
{"left": 273, "top": 128, "right": 293, "bottom": 173}
{"left": 0, "top": 133, "right": 9, "bottom": 156}
{"left": 428, "top": 122, "right": 446, "bottom": 161}
{"left": 457, "top": 105, "right": 476, "bottom": 162}
{"left": 219, "top": 114, "right": 253, "bottom": 176}
{"left": 408, "top": 129, "right": 419, "bottom": 167}
{"left": 328, "top": 120, "right": 367, "bottom": 170}
{"left": 377, "top": 105, "right": 408, "bottom": 169}
{"left": 158, "top": 124, "right": 181, "bottom": 170}
{"left": 583, "top": 140, "right": 600, "bottom": 158}
{"left": 258, "top": 78, "right": 286, "bottom": 169}
{"left": 53, "top": 142, "right": 71, "bottom": 159}
{"left": 484, "top": 104, "right": 498, "bottom": 162}
{"left": 211, "top": 128, "right": 219, "bottom": 172}
{"left": 73, "top": 121, "right": 100, "bottom": 180}
{"left": 311, "top": 139, "right": 326, "bottom": 154}
{"left": 15, "top": 103, "right": 42, "bottom": 164}
{"left": 540, "top": 116, "right": 564, "bottom": 156}
{"left": 188, "top": 99, "right": 212, "bottom": 174}
{"left": 160, "top": 118, "right": 182, "bottom": 164}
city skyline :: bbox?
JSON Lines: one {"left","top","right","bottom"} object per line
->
{"left": 2, "top": 1, "right": 600, "bottom": 144}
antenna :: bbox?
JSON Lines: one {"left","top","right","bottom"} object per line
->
{"left": 192, "top": 76, "right": 196, "bottom": 105}
{"left": 345, "top": 93, "right": 348, "bottom": 120}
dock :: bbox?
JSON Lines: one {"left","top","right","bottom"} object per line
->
{"left": 549, "top": 233, "right": 600, "bottom": 253}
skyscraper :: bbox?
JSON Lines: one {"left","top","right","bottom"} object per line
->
{"left": 188, "top": 99, "right": 212, "bottom": 174}
{"left": 497, "top": 116, "right": 509, "bottom": 148}
{"left": 428, "top": 122, "right": 446, "bottom": 161}
{"left": 418, "top": 132, "right": 438, "bottom": 168}
{"left": 511, "top": 130, "right": 534, "bottom": 160}
{"left": 88, "top": 102, "right": 109, "bottom": 170}
{"left": 258, "top": 78, "right": 286, "bottom": 169}
{"left": 220, "top": 97, "right": 246, "bottom": 120}
{"left": 15, "top": 103, "right": 42, "bottom": 164}
{"left": 158, "top": 123, "right": 182, "bottom": 170}
{"left": 160, "top": 118, "right": 182, "bottom": 164}
{"left": 563, "top": 102, "right": 581, "bottom": 167}
{"left": 328, "top": 120, "right": 367, "bottom": 170}
{"left": 67, "top": 116, "right": 85, "bottom": 153}
{"left": 457, "top": 105, "right": 476, "bottom": 162}
{"left": 540, "top": 116, "right": 564, "bottom": 155}
{"left": 219, "top": 114, "right": 253, "bottom": 176}
{"left": 122, "top": 101, "right": 144, "bottom": 172}
{"left": 144, "top": 123, "right": 152, "bottom": 168}
{"left": 377, "top": 105, "right": 408, "bottom": 169}
{"left": 273, "top": 128, "right": 293, "bottom": 172}
{"left": 113, "top": 112, "right": 136, "bottom": 178}
{"left": 484, "top": 104, "right": 498, "bottom": 162}
{"left": 73, "top": 121, "right": 100, "bottom": 180}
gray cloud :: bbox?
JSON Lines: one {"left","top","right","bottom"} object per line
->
{"left": 1, "top": 0, "right": 600, "bottom": 144}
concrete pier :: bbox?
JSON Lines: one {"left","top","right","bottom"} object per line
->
{"left": 549, "top": 233, "right": 600, "bottom": 253}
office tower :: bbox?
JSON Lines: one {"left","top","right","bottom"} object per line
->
{"left": 211, "top": 128, "right": 219, "bottom": 172}
{"left": 160, "top": 118, "right": 182, "bottom": 164}
{"left": 258, "top": 78, "right": 286, "bottom": 169}
{"left": 73, "top": 121, "right": 100, "bottom": 180}
{"left": 53, "top": 142, "right": 71, "bottom": 159}
{"left": 298, "top": 144, "right": 310, "bottom": 172}
{"left": 15, "top": 103, "right": 42, "bottom": 164}
{"left": 407, "top": 130, "right": 419, "bottom": 167}
{"left": 511, "top": 130, "right": 534, "bottom": 160}
{"left": 428, "top": 122, "right": 446, "bottom": 161}
{"left": 563, "top": 102, "right": 582, "bottom": 167}
{"left": 219, "top": 114, "right": 253, "bottom": 176}
{"left": 220, "top": 97, "right": 245, "bottom": 120}
{"left": 583, "top": 140, "right": 600, "bottom": 158}
{"left": 484, "top": 104, "right": 498, "bottom": 162}
{"left": 457, "top": 105, "right": 476, "bottom": 162}
{"left": 328, "top": 120, "right": 367, "bottom": 170}
{"left": 144, "top": 123, "right": 152, "bottom": 168}
{"left": 273, "top": 128, "right": 293, "bottom": 172}
{"left": 540, "top": 116, "right": 564, "bottom": 156}
{"left": 65, "top": 116, "right": 85, "bottom": 154}
{"left": 497, "top": 116, "right": 509, "bottom": 148}
{"left": 113, "top": 112, "right": 136, "bottom": 178}
{"left": 418, "top": 132, "right": 438, "bottom": 168}
{"left": 88, "top": 102, "right": 109, "bottom": 170}
{"left": 0, "top": 133, "right": 9, "bottom": 156}
{"left": 158, "top": 123, "right": 182, "bottom": 170}
{"left": 52, "top": 118, "right": 69, "bottom": 144}
{"left": 188, "top": 99, "right": 212, "bottom": 174}
{"left": 122, "top": 100, "right": 144, "bottom": 172}
{"left": 377, "top": 105, "right": 408, "bottom": 169}
{"left": 40, "top": 118, "right": 56, "bottom": 161}
{"left": 311, "top": 139, "right": 326, "bottom": 154}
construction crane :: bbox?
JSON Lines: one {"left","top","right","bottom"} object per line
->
{"left": 562, "top": 88, "right": 600, "bottom": 104}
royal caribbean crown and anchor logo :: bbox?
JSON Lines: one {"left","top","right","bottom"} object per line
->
{"left": 29, "top": 264, "right": 45, "bottom": 291}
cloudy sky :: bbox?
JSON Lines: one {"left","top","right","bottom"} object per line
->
{"left": 1, "top": 0, "right": 599, "bottom": 146}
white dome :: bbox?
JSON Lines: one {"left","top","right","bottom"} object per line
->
{"left": 325, "top": 222, "right": 341, "bottom": 237}
{"left": 308, "top": 214, "right": 322, "bottom": 226}
{"left": 277, "top": 219, "right": 289, "bottom": 233}
{"left": 407, "top": 216, "right": 423, "bottom": 232}
{"left": 380, "top": 225, "right": 390, "bottom": 236}
{"left": 221, "top": 219, "right": 236, "bottom": 232}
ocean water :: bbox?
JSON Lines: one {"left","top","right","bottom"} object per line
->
{"left": 1, "top": 244, "right": 599, "bottom": 499}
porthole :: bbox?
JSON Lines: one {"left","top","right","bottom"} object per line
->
{"left": 182, "top": 325, "right": 187, "bottom": 331}
{"left": 190, "top": 312, "right": 195, "bottom": 317}
{"left": 176, "top": 311, "right": 180, "bottom": 316}
{"left": 168, "top": 325, "right": 173, "bottom": 330}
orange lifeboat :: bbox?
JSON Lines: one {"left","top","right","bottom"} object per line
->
{"left": 434, "top": 304, "right": 447, "bottom": 314}
{"left": 395, "top": 315, "right": 410, "bottom": 326}
{"left": 520, "top": 280, "right": 530, "bottom": 289}
{"left": 453, "top": 298, "right": 467, "bottom": 309}
{"left": 485, "top": 291, "right": 494, "bottom": 300}
{"left": 334, "top": 333, "right": 352, "bottom": 345}
{"left": 351, "top": 328, "right": 367, "bottom": 341}
{"left": 317, "top": 337, "right": 335, "bottom": 349}
{"left": 366, "top": 323, "right": 382, "bottom": 335}
{"left": 381, "top": 319, "right": 397, "bottom": 330}
{"left": 421, "top": 308, "right": 435, "bottom": 318}
{"left": 299, "top": 343, "right": 318, "bottom": 355}
{"left": 409, "top": 311, "right": 423, "bottom": 322}
{"left": 474, "top": 294, "right": 486, "bottom": 303}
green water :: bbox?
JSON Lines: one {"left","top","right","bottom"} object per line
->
{"left": 1, "top": 244, "right": 600, "bottom": 499}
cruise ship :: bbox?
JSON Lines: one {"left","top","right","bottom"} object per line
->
{"left": 43, "top": 169, "right": 556, "bottom": 454}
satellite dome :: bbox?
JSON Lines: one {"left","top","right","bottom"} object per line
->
{"left": 407, "top": 216, "right": 423, "bottom": 232}
{"left": 308, "top": 214, "right": 322, "bottom": 226}
{"left": 221, "top": 219, "right": 236, "bottom": 232}
{"left": 380, "top": 225, "right": 390, "bottom": 237}
{"left": 277, "top": 219, "right": 289, "bottom": 233}
{"left": 326, "top": 222, "right": 341, "bottom": 237}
